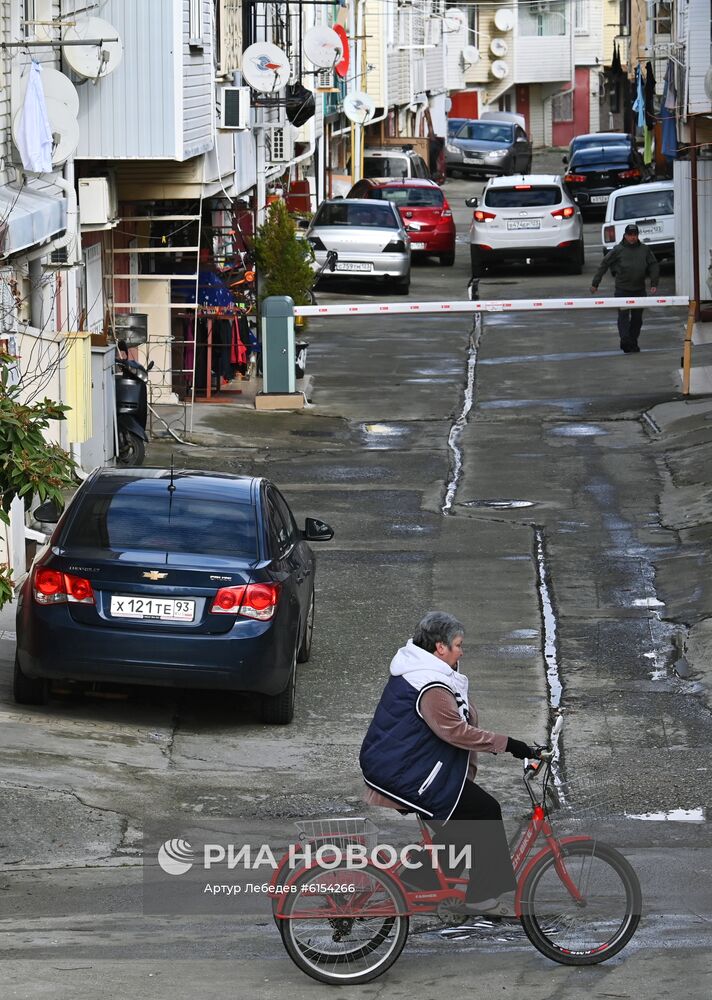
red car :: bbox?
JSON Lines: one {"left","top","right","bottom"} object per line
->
{"left": 347, "top": 178, "right": 456, "bottom": 266}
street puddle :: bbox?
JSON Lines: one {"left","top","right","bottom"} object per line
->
{"left": 443, "top": 318, "right": 480, "bottom": 514}
{"left": 625, "top": 808, "right": 705, "bottom": 822}
{"left": 461, "top": 499, "right": 534, "bottom": 510}
{"left": 534, "top": 528, "right": 562, "bottom": 712}
{"left": 549, "top": 423, "right": 607, "bottom": 437}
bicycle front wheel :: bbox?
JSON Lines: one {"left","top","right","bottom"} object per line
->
{"left": 278, "top": 862, "right": 409, "bottom": 985}
{"left": 520, "top": 840, "right": 641, "bottom": 965}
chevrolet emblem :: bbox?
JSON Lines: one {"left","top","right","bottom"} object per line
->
{"left": 142, "top": 570, "right": 168, "bottom": 581}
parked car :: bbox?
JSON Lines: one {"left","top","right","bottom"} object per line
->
{"left": 447, "top": 117, "right": 471, "bottom": 138}
{"left": 563, "top": 132, "right": 634, "bottom": 166}
{"left": 564, "top": 143, "right": 647, "bottom": 213}
{"left": 466, "top": 174, "right": 584, "bottom": 276}
{"left": 14, "top": 469, "right": 334, "bottom": 725}
{"left": 346, "top": 178, "right": 456, "bottom": 266}
{"left": 362, "top": 147, "right": 430, "bottom": 181}
{"left": 601, "top": 180, "right": 674, "bottom": 262}
{"left": 306, "top": 198, "right": 411, "bottom": 293}
{"left": 446, "top": 118, "right": 532, "bottom": 178}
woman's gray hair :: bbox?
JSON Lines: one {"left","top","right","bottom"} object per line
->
{"left": 412, "top": 611, "right": 464, "bottom": 653}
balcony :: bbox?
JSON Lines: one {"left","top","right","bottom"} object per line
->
{"left": 514, "top": 1, "right": 572, "bottom": 84}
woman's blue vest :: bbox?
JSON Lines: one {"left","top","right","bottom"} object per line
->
{"left": 359, "top": 674, "right": 469, "bottom": 820}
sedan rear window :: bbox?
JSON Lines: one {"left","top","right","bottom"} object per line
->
{"left": 485, "top": 186, "right": 563, "bottom": 208}
{"left": 364, "top": 156, "right": 409, "bottom": 178}
{"left": 314, "top": 202, "right": 399, "bottom": 228}
{"left": 570, "top": 146, "right": 632, "bottom": 170}
{"left": 371, "top": 187, "right": 444, "bottom": 207}
{"left": 64, "top": 493, "right": 258, "bottom": 559}
{"left": 613, "top": 189, "right": 673, "bottom": 220}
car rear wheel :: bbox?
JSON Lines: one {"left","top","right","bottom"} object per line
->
{"left": 261, "top": 646, "right": 297, "bottom": 725}
{"left": 567, "top": 240, "right": 585, "bottom": 274}
{"left": 297, "top": 588, "right": 315, "bottom": 664}
{"left": 394, "top": 275, "right": 410, "bottom": 295}
{"left": 13, "top": 656, "right": 48, "bottom": 706}
{"left": 440, "top": 251, "right": 455, "bottom": 267}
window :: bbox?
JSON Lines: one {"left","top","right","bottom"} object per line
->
{"left": 613, "top": 189, "right": 674, "bottom": 220}
{"left": 498, "top": 94, "right": 512, "bottom": 113}
{"left": 315, "top": 201, "right": 400, "bottom": 228}
{"left": 653, "top": 2, "right": 672, "bottom": 36}
{"left": 363, "top": 155, "right": 409, "bottom": 179}
{"left": 272, "top": 490, "right": 299, "bottom": 546}
{"left": 463, "top": 122, "right": 514, "bottom": 142}
{"left": 189, "top": 0, "right": 203, "bottom": 45}
{"left": 519, "top": 1, "right": 567, "bottom": 38}
{"left": 484, "top": 186, "right": 564, "bottom": 209}
{"left": 372, "top": 187, "right": 444, "bottom": 207}
{"left": 574, "top": 0, "right": 589, "bottom": 35}
{"left": 552, "top": 89, "right": 573, "bottom": 122}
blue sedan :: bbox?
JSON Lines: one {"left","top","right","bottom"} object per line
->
{"left": 14, "top": 469, "right": 334, "bottom": 724}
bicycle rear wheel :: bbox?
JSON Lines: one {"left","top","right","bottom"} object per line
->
{"left": 278, "top": 862, "right": 409, "bottom": 985}
{"left": 520, "top": 840, "right": 641, "bottom": 965}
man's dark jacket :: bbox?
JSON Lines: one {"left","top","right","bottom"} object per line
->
{"left": 591, "top": 238, "right": 660, "bottom": 291}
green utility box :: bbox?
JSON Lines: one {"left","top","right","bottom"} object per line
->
{"left": 261, "top": 296, "right": 296, "bottom": 395}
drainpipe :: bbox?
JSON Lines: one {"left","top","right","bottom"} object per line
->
{"left": 690, "top": 114, "right": 701, "bottom": 320}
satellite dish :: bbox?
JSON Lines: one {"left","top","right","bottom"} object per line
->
{"left": 62, "top": 17, "right": 123, "bottom": 79}
{"left": 443, "top": 9, "right": 467, "bottom": 33}
{"left": 343, "top": 91, "right": 376, "bottom": 126}
{"left": 13, "top": 98, "right": 80, "bottom": 166}
{"left": 494, "top": 8, "right": 515, "bottom": 32}
{"left": 490, "top": 38, "right": 508, "bottom": 58}
{"left": 241, "top": 42, "right": 291, "bottom": 93}
{"left": 491, "top": 60, "right": 510, "bottom": 80}
{"left": 462, "top": 45, "right": 480, "bottom": 67}
{"left": 20, "top": 68, "right": 79, "bottom": 116}
{"left": 334, "top": 25, "right": 350, "bottom": 78}
{"left": 303, "top": 26, "right": 344, "bottom": 69}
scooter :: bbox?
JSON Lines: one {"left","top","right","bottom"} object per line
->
{"left": 115, "top": 342, "right": 153, "bottom": 466}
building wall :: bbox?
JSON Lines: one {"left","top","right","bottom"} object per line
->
{"left": 674, "top": 159, "right": 712, "bottom": 298}
{"left": 685, "top": 0, "right": 712, "bottom": 115}
{"left": 182, "top": 0, "right": 215, "bottom": 160}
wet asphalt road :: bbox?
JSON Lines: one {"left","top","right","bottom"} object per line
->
{"left": 1, "top": 166, "right": 711, "bottom": 997}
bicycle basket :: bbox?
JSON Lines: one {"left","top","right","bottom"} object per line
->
{"left": 294, "top": 817, "right": 379, "bottom": 856}
{"left": 545, "top": 773, "right": 643, "bottom": 837}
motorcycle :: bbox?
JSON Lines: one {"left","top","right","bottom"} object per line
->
{"left": 115, "top": 342, "right": 153, "bottom": 466}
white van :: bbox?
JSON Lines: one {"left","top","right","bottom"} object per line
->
{"left": 601, "top": 180, "right": 674, "bottom": 261}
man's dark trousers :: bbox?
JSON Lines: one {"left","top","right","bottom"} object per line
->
{"left": 616, "top": 286, "right": 645, "bottom": 352}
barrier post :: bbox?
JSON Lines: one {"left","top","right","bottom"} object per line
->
{"left": 682, "top": 301, "right": 696, "bottom": 397}
{"left": 256, "top": 295, "right": 304, "bottom": 410}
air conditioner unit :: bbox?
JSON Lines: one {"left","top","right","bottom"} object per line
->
{"left": 218, "top": 86, "right": 250, "bottom": 129}
{"left": 268, "top": 125, "right": 295, "bottom": 164}
{"left": 78, "top": 176, "right": 118, "bottom": 228}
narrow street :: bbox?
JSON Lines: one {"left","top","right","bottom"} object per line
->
{"left": 1, "top": 172, "right": 710, "bottom": 998}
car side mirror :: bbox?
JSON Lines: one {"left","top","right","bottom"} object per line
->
{"left": 304, "top": 517, "right": 334, "bottom": 542}
{"left": 465, "top": 197, "right": 479, "bottom": 208}
{"left": 562, "top": 155, "right": 568, "bottom": 164}
{"left": 33, "top": 499, "right": 62, "bottom": 524}
{"left": 297, "top": 218, "right": 310, "bottom": 230}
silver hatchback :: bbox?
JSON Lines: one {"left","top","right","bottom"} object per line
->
{"left": 306, "top": 199, "right": 411, "bottom": 294}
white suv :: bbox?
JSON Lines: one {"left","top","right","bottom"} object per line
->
{"left": 467, "top": 175, "right": 584, "bottom": 277}
{"left": 601, "top": 180, "right": 674, "bottom": 262}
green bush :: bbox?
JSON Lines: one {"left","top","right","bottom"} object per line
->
{"left": 253, "top": 200, "right": 315, "bottom": 307}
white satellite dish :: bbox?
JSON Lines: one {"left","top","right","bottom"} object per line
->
{"left": 491, "top": 60, "right": 510, "bottom": 80}
{"left": 494, "top": 8, "right": 515, "bottom": 32}
{"left": 13, "top": 98, "right": 80, "bottom": 166}
{"left": 303, "top": 26, "right": 344, "bottom": 69}
{"left": 20, "top": 68, "right": 79, "bottom": 116}
{"left": 62, "top": 17, "right": 123, "bottom": 79}
{"left": 490, "top": 38, "right": 509, "bottom": 58}
{"left": 461, "top": 46, "right": 480, "bottom": 67}
{"left": 241, "top": 42, "right": 291, "bottom": 93}
{"left": 443, "top": 8, "right": 467, "bottom": 33}
{"left": 343, "top": 91, "right": 376, "bottom": 125}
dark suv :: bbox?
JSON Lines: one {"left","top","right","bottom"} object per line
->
{"left": 564, "top": 143, "right": 648, "bottom": 214}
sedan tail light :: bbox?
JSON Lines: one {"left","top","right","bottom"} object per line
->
{"left": 383, "top": 239, "right": 407, "bottom": 253}
{"left": 564, "top": 174, "right": 586, "bottom": 183}
{"left": 34, "top": 567, "right": 95, "bottom": 605}
{"left": 473, "top": 210, "right": 496, "bottom": 223}
{"left": 440, "top": 208, "right": 453, "bottom": 218}
{"left": 210, "top": 583, "right": 280, "bottom": 620}
{"left": 603, "top": 225, "right": 616, "bottom": 242}
{"left": 551, "top": 206, "right": 575, "bottom": 219}
{"left": 618, "top": 169, "right": 641, "bottom": 180}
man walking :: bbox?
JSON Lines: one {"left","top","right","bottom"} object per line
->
{"left": 590, "top": 224, "right": 659, "bottom": 353}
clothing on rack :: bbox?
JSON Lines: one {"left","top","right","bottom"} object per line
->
{"left": 644, "top": 61, "right": 656, "bottom": 129}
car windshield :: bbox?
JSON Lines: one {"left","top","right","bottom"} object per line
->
{"left": 372, "top": 187, "right": 444, "bottom": 207}
{"left": 613, "top": 189, "right": 673, "bottom": 220}
{"left": 314, "top": 202, "right": 399, "bottom": 228}
{"left": 459, "top": 122, "right": 514, "bottom": 143}
{"left": 570, "top": 146, "right": 632, "bottom": 169}
{"left": 363, "top": 156, "right": 409, "bottom": 178}
{"left": 573, "top": 135, "right": 629, "bottom": 151}
{"left": 64, "top": 492, "right": 258, "bottom": 558}
{"left": 484, "top": 185, "right": 563, "bottom": 208}
{"left": 448, "top": 119, "right": 467, "bottom": 137}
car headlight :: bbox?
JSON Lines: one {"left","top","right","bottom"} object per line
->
{"left": 486, "top": 148, "right": 510, "bottom": 159}
{"left": 446, "top": 142, "right": 460, "bottom": 154}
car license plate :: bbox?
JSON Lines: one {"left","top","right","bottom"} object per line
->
{"left": 507, "top": 220, "right": 540, "bottom": 230}
{"left": 465, "top": 154, "right": 483, "bottom": 162}
{"left": 335, "top": 262, "right": 372, "bottom": 272}
{"left": 590, "top": 195, "right": 609, "bottom": 204}
{"left": 640, "top": 224, "right": 663, "bottom": 235}
{"left": 110, "top": 595, "right": 195, "bottom": 622}
{"left": 410, "top": 242, "right": 427, "bottom": 250}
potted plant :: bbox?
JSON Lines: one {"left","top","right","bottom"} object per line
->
{"left": 252, "top": 200, "right": 315, "bottom": 319}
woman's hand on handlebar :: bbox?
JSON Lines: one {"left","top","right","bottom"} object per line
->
{"left": 506, "top": 737, "right": 540, "bottom": 760}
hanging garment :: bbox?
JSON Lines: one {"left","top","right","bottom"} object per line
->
{"left": 632, "top": 67, "right": 646, "bottom": 129}
{"left": 611, "top": 42, "right": 622, "bottom": 76}
{"left": 643, "top": 125, "right": 654, "bottom": 165}
{"left": 644, "top": 61, "right": 656, "bottom": 129}
{"left": 16, "top": 62, "right": 53, "bottom": 173}
{"left": 660, "top": 60, "right": 678, "bottom": 160}
{"left": 663, "top": 59, "right": 677, "bottom": 111}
